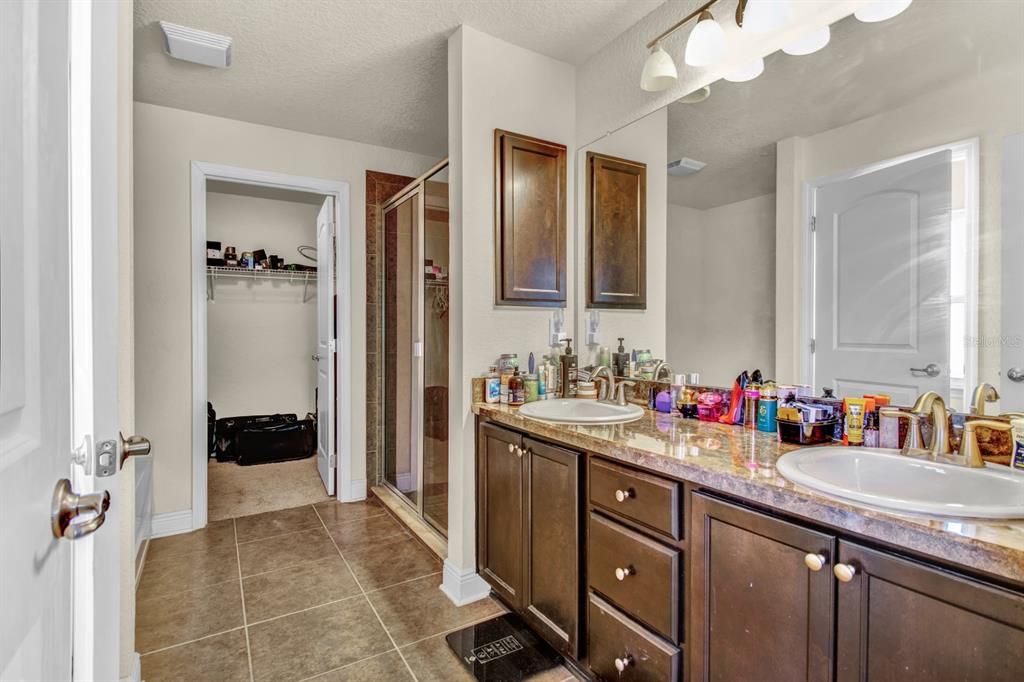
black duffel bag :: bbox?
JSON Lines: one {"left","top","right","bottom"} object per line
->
{"left": 215, "top": 413, "right": 298, "bottom": 462}
{"left": 235, "top": 419, "right": 316, "bottom": 466}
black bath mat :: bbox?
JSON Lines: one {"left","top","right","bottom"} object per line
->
{"left": 445, "top": 613, "right": 562, "bottom": 681}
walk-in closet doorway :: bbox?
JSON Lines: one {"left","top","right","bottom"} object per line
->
{"left": 189, "top": 162, "right": 353, "bottom": 530}
{"left": 380, "top": 160, "right": 450, "bottom": 536}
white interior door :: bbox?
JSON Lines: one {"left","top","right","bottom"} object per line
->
{"left": 316, "top": 197, "right": 336, "bottom": 495}
{"left": 814, "top": 150, "right": 952, "bottom": 405}
{"left": 1002, "top": 133, "right": 1024, "bottom": 412}
{"left": 1, "top": 1, "right": 121, "bottom": 680}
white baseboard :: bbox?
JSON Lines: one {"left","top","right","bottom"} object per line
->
{"left": 440, "top": 560, "right": 491, "bottom": 606}
{"left": 340, "top": 477, "right": 366, "bottom": 502}
{"left": 120, "top": 652, "right": 141, "bottom": 682}
{"left": 150, "top": 509, "right": 194, "bottom": 538}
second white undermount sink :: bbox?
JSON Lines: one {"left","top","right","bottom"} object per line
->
{"left": 777, "top": 447, "right": 1024, "bottom": 519}
{"left": 517, "top": 399, "right": 644, "bottom": 425}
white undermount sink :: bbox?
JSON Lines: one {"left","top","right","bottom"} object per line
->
{"left": 777, "top": 447, "right": 1024, "bottom": 519}
{"left": 517, "top": 399, "right": 644, "bottom": 425}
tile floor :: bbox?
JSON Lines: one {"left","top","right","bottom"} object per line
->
{"left": 137, "top": 499, "right": 577, "bottom": 681}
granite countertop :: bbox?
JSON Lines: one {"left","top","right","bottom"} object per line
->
{"left": 473, "top": 402, "right": 1024, "bottom": 587}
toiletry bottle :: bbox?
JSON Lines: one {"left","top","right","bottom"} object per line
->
{"left": 743, "top": 385, "right": 761, "bottom": 429}
{"left": 756, "top": 384, "right": 778, "bottom": 433}
{"left": 1011, "top": 418, "right": 1024, "bottom": 470}
{"left": 613, "top": 338, "right": 629, "bottom": 377}
{"left": 537, "top": 371, "right": 546, "bottom": 401}
{"left": 560, "top": 339, "right": 578, "bottom": 398}
{"left": 485, "top": 366, "right": 500, "bottom": 404}
{"left": 524, "top": 373, "right": 539, "bottom": 403}
{"left": 508, "top": 369, "right": 525, "bottom": 407}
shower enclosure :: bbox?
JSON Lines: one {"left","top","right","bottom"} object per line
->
{"left": 381, "top": 160, "right": 449, "bottom": 535}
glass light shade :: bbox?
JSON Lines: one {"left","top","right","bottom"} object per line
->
{"left": 742, "top": 0, "right": 792, "bottom": 34}
{"left": 724, "top": 57, "right": 765, "bottom": 83}
{"left": 855, "top": 0, "right": 913, "bottom": 23}
{"left": 782, "top": 26, "right": 831, "bottom": 56}
{"left": 684, "top": 12, "right": 727, "bottom": 67}
{"left": 640, "top": 44, "right": 678, "bottom": 92}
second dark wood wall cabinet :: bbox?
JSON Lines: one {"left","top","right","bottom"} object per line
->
{"left": 586, "top": 152, "right": 647, "bottom": 310}
{"left": 493, "top": 129, "right": 567, "bottom": 307}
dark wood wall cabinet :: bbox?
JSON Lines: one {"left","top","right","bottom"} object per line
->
{"left": 493, "top": 129, "right": 567, "bottom": 307}
{"left": 477, "top": 422, "right": 581, "bottom": 657}
{"left": 586, "top": 152, "right": 647, "bottom": 310}
{"left": 475, "top": 420, "right": 1024, "bottom": 682}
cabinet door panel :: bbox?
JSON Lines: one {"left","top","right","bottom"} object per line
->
{"left": 477, "top": 423, "right": 525, "bottom": 608}
{"left": 690, "top": 493, "right": 835, "bottom": 682}
{"left": 494, "top": 130, "right": 567, "bottom": 306}
{"left": 836, "top": 540, "right": 1024, "bottom": 682}
{"left": 524, "top": 437, "right": 580, "bottom": 656}
{"left": 586, "top": 152, "right": 647, "bottom": 309}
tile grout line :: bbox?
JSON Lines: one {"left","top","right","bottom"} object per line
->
{"left": 234, "top": 518, "right": 256, "bottom": 682}
{"left": 245, "top": 592, "right": 365, "bottom": 628}
{"left": 233, "top": 508, "right": 390, "bottom": 547}
{"left": 295, "top": 647, "right": 398, "bottom": 682}
{"left": 312, "top": 503, "right": 420, "bottom": 682}
{"left": 138, "top": 626, "right": 247, "bottom": 657}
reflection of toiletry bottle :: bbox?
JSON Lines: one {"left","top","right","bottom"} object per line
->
{"left": 485, "top": 366, "right": 500, "bottom": 404}
{"left": 508, "top": 369, "right": 525, "bottom": 406}
{"left": 743, "top": 386, "right": 761, "bottom": 430}
{"left": 538, "top": 371, "right": 546, "bottom": 401}
{"left": 613, "top": 338, "right": 629, "bottom": 377}
{"left": 560, "top": 339, "right": 578, "bottom": 398}
{"left": 1011, "top": 418, "right": 1024, "bottom": 470}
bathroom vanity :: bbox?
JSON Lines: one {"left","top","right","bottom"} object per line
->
{"left": 474, "top": 404, "right": 1024, "bottom": 681}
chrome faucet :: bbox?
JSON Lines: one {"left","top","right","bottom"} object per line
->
{"left": 910, "top": 391, "right": 953, "bottom": 458}
{"left": 970, "top": 382, "right": 1000, "bottom": 416}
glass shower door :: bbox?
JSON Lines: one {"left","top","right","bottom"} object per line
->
{"left": 383, "top": 191, "right": 421, "bottom": 506}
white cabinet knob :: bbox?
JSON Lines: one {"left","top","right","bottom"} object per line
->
{"left": 804, "top": 553, "right": 827, "bottom": 572}
{"left": 614, "top": 488, "right": 634, "bottom": 502}
{"left": 615, "top": 566, "right": 635, "bottom": 581}
{"left": 833, "top": 563, "right": 857, "bottom": 583}
{"left": 614, "top": 655, "right": 634, "bottom": 672}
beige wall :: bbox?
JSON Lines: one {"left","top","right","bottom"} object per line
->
{"left": 576, "top": 108, "right": 668, "bottom": 365}
{"left": 206, "top": 192, "right": 319, "bottom": 419}
{"left": 667, "top": 195, "right": 776, "bottom": 386}
{"left": 446, "top": 25, "right": 576, "bottom": 590}
{"left": 775, "top": 64, "right": 1024, "bottom": 389}
{"left": 134, "top": 102, "right": 435, "bottom": 515}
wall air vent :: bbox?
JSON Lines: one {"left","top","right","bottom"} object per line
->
{"left": 667, "top": 158, "right": 706, "bottom": 177}
{"left": 159, "top": 21, "right": 232, "bottom": 68}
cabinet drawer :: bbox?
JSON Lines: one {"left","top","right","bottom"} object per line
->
{"left": 589, "top": 458, "right": 681, "bottom": 539}
{"left": 589, "top": 513, "right": 680, "bottom": 642}
{"left": 588, "top": 593, "right": 680, "bottom": 682}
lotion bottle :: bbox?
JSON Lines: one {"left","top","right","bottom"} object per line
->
{"left": 560, "top": 338, "right": 578, "bottom": 398}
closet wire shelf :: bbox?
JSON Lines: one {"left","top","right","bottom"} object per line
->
{"left": 206, "top": 266, "right": 317, "bottom": 303}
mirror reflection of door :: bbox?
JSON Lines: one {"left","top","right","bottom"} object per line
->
{"left": 812, "top": 148, "right": 959, "bottom": 406}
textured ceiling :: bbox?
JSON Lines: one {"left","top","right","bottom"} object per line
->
{"left": 134, "top": 0, "right": 665, "bottom": 157}
{"left": 667, "top": 1, "right": 1024, "bottom": 209}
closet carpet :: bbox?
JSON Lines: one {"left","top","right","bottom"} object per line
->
{"left": 208, "top": 456, "right": 330, "bottom": 521}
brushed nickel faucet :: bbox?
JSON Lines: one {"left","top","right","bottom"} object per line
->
{"left": 970, "top": 382, "right": 1000, "bottom": 416}
{"left": 591, "top": 366, "right": 616, "bottom": 402}
{"left": 652, "top": 361, "right": 674, "bottom": 382}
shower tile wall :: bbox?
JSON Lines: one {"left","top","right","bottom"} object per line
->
{"left": 365, "top": 171, "right": 414, "bottom": 488}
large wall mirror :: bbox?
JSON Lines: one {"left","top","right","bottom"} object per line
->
{"left": 576, "top": 1, "right": 1024, "bottom": 413}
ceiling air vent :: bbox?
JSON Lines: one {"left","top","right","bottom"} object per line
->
{"left": 159, "top": 21, "right": 232, "bottom": 68}
{"left": 667, "top": 158, "right": 706, "bottom": 177}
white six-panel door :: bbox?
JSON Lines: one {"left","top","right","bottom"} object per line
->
{"left": 814, "top": 150, "right": 952, "bottom": 405}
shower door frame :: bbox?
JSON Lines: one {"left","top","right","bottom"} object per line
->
{"left": 379, "top": 158, "right": 449, "bottom": 537}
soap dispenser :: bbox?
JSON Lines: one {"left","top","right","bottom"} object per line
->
{"left": 612, "top": 337, "right": 629, "bottom": 377}
{"left": 560, "top": 338, "right": 578, "bottom": 398}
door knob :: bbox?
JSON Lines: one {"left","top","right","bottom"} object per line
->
{"left": 1007, "top": 367, "right": 1024, "bottom": 383}
{"left": 804, "top": 553, "right": 827, "bottom": 572}
{"left": 833, "top": 563, "right": 857, "bottom": 583}
{"left": 909, "top": 363, "right": 941, "bottom": 378}
{"left": 51, "top": 479, "right": 110, "bottom": 540}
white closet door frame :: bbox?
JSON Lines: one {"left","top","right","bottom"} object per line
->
{"left": 189, "top": 162, "right": 353, "bottom": 531}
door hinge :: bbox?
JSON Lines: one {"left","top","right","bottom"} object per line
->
{"left": 810, "top": 215, "right": 817, "bottom": 232}
{"left": 329, "top": 339, "right": 337, "bottom": 353}
{"left": 810, "top": 338, "right": 816, "bottom": 354}
{"left": 329, "top": 453, "right": 337, "bottom": 468}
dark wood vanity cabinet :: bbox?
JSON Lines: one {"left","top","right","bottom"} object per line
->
{"left": 493, "top": 129, "right": 567, "bottom": 307}
{"left": 834, "top": 540, "right": 1024, "bottom": 682}
{"left": 477, "top": 422, "right": 581, "bottom": 657}
{"left": 690, "top": 493, "right": 835, "bottom": 682}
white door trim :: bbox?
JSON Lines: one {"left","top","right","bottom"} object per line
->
{"left": 801, "top": 137, "right": 980, "bottom": 397}
{"left": 189, "top": 162, "right": 353, "bottom": 530}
